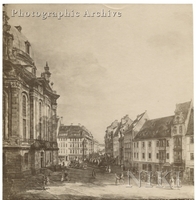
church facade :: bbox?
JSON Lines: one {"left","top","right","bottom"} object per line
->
{"left": 3, "top": 9, "right": 60, "bottom": 178}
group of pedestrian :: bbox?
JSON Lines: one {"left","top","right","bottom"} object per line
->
{"left": 106, "top": 165, "right": 111, "bottom": 173}
{"left": 115, "top": 173, "right": 124, "bottom": 185}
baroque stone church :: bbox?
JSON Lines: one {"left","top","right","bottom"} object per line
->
{"left": 3, "top": 8, "right": 60, "bottom": 178}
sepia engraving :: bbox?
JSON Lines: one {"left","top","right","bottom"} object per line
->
{"left": 2, "top": 4, "right": 194, "bottom": 200}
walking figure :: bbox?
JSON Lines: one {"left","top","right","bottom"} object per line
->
{"left": 108, "top": 166, "right": 111, "bottom": 173}
{"left": 92, "top": 169, "right": 96, "bottom": 178}
{"left": 42, "top": 175, "right": 46, "bottom": 190}
{"left": 115, "top": 173, "right": 124, "bottom": 185}
{"left": 46, "top": 175, "right": 50, "bottom": 186}
{"left": 170, "top": 176, "right": 175, "bottom": 189}
{"left": 61, "top": 169, "right": 65, "bottom": 182}
{"left": 64, "top": 169, "right": 70, "bottom": 181}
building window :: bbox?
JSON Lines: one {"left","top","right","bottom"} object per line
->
{"left": 22, "top": 95, "right": 27, "bottom": 117}
{"left": 179, "top": 126, "right": 182, "bottom": 134}
{"left": 156, "top": 141, "right": 159, "bottom": 147}
{"left": 3, "top": 92, "right": 8, "bottom": 139}
{"left": 25, "top": 41, "right": 31, "bottom": 54}
{"left": 190, "top": 153, "right": 194, "bottom": 160}
{"left": 156, "top": 153, "right": 159, "bottom": 159}
{"left": 39, "top": 101, "right": 42, "bottom": 139}
{"left": 167, "top": 153, "right": 169, "bottom": 159}
{"left": 50, "top": 152, "right": 52, "bottom": 162}
{"left": 174, "top": 151, "right": 182, "bottom": 161}
{"left": 137, "top": 142, "right": 139, "bottom": 148}
{"left": 149, "top": 153, "right": 151, "bottom": 159}
{"left": 174, "top": 137, "right": 182, "bottom": 147}
{"left": 142, "top": 142, "right": 145, "bottom": 148}
{"left": 167, "top": 140, "right": 169, "bottom": 147}
{"left": 173, "top": 126, "right": 177, "bottom": 134}
{"left": 190, "top": 136, "right": 194, "bottom": 143}
{"left": 22, "top": 94, "right": 27, "bottom": 140}
{"left": 142, "top": 153, "right": 145, "bottom": 159}
{"left": 47, "top": 106, "right": 50, "bottom": 141}
{"left": 148, "top": 141, "right": 151, "bottom": 147}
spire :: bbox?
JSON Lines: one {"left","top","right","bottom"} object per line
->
{"left": 41, "top": 61, "right": 51, "bottom": 83}
{"left": 45, "top": 61, "right": 49, "bottom": 71}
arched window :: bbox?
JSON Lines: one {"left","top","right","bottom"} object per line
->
{"left": 22, "top": 94, "right": 27, "bottom": 140}
{"left": 3, "top": 92, "right": 8, "bottom": 139}
{"left": 25, "top": 41, "right": 31, "bottom": 55}
{"left": 47, "top": 106, "right": 50, "bottom": 141}
{"left": 39, "top": 101, "right": 42, "bottom": 139}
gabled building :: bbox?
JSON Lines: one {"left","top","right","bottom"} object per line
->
{"left": 123, "top": 111, "right": 149, "bottom": 169}
{"left": 118, "top": 115, "right": 133, "bottom": 165}
{"left": 113, "top": 122, "right": 121, "bottom": 164}
{"left": 172, "top": 101, "right": 193, "bottom": 172}
{"left": 57, "top": 124, "right": 94, "bottom": 163}
{"left": 184, "top": 108, "right": 194, "bottom": 182}
{"left": 104, "top": 120, "right": 118, "bottom": 156}
{"left": 3, "top": 8, "right": 60, "bottom": 178}
{"left": 133, "top": 115, "right": 174, "bottom": 171}
{"left": 133, "top": 101, "right": 193, "bottom": 176}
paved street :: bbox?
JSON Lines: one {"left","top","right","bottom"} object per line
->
{"left": 4, "top": 166, "right": 194, "bottom": 200}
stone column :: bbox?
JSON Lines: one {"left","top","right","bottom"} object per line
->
{"left": 30, "top": 91, "right": 36, "bottom": 140}
{"left": 52, "top": 103, "right": 57, "bottom": 142}
{"left": 10, "top": 81, "right": 20, "bottom": 138}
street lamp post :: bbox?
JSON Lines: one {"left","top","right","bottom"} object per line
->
{"left": 83, "top": 138, "right": 86, "bottom": 161}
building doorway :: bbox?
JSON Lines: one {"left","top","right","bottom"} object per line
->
{"left": 148, "top": 164, "right": 152, "bottom": 171}
{"left": 41, "top": 152, "right": 44, "bottom": 168}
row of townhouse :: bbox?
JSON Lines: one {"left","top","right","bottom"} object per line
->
{"left": 104, "top": 101, "right": 194, "bottom": 182}
{"left": 104, "top": 112, "right": 149, "bottom": 166}
{"left": 57, "top": 124, "right": 99, "bottom": 164}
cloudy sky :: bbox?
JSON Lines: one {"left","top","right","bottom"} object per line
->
{"left": 6, "top": 4, "right": 193, "bottom": 143}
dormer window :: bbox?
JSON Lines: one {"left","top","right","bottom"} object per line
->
{"left": 25, "top": 41, "right": 31, "bottom": 54}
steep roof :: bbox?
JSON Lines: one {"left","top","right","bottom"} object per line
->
{"left": 132, "top": 111, "right": 146, "bottom": 129}
{"left": 186, "top": 108, "right": 194, "bottom": 136}
{"left": 124, "top": 111, "right": 146, "bottom": 135}
{"left": 113, "top": 122, "right": 121, "bottom": 137}
{"left": 58, "top": 125, "right": 92, "bottom": 138}
{"left": 175, "top": 101, "right": 191, "bottom": 120}
{"left": 134, "top": 115, "right": 174, "bottom": 141}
